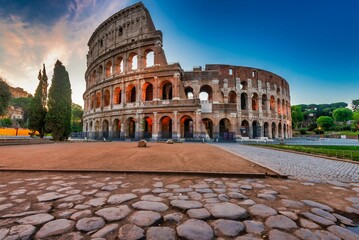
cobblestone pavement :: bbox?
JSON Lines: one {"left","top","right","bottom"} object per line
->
{"left": 0, "top": 173, "right": 358, "bottom": 239}
{"left": 214, "top": 143, "right": 359, "bottom": 183}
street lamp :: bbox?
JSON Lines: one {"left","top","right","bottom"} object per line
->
{"left": 318, "top": 126, "right": 321, "bottom": 139}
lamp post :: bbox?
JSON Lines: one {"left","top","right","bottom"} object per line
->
{"left": 318, "top": 126, "right": 321, "bottom": 139}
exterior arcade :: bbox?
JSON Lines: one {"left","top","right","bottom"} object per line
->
{"left": 83, "top": 2, "right": 292, "bottom": 141}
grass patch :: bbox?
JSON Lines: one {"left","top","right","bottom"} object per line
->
{"left": 261, "top": 144, "right": 359, "bottom": 162}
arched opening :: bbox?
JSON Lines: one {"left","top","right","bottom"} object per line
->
{"left": 96, "top": 92, "right": 101, "bottom": 108}
{"left": 252, "top": 121, "right": 261, "bottom": 138}
{"left": 94, "top": 121, "right": 100, "bottom": 139}
{"left": 219, "top": 118, "right": 232, "bottom": 141}
{"left": 127, "top": 85, "right": 136, "bottom": 103}
{"left": 160, "top": 116, "right": 172, "bottom": 138}
{"left": 145, "top": 50, "right": 154, "bottom": 67}
{"left": 263, "top": 122, "right": 269, "bottom": 137}
{"left": 278, "top": 123, "right": 282, "bottom": 138}
{"left": 282, "top": 100, "right": 286, "bottom": 117}
{"left": 104, "top": 90, "right": 110, "bottom": 107}
{"left": 262, "top": 94, "right": 268, "bottom": 111}
{"left": 241, "top": 93, "right": 248, "bottom": 110}
{"left": 105, "top": 61, "right": 112, "bottom": 78}
{"left": 127, "top": 117, "right": 136, "bottom": 139}
{"left": 240, "top": 120, "right": 249, "bottom": 137}
{"left": 129, "top": 54, "right": 138, "bottom": 70}
{"left": 143, "top": 117, "right": 152, "bottom": 139}
{"left": 102, "top": 120, "right": 109, "bottom": 138}
{"left": 252, "top": 93, "right": 259, "bottom": 111}
{"left": 162, "top": 82, "right": 172, "bottom": 100}
{"left": 283, "top": 124, "right": 287, "bottom": 139}
{"left": 202, "top": 118, "right": 213, "bottom": 139}
{"left": 240, "top": 81, "right": 247, "bottom": 90}
{"left": 228, "top": 91, "right": 237, "bottom": 103}
{"left": 115, "top": 57, "right": 124, "bottom": 74}
{"left": 276, "top": 87, "right": 281, "bottom": 95}
{"left": 180, "top": 116, "right": 193, "bottom": 138}
{"left": 98, "top": 65, "right": 103, "bottom": 80}
{"left": 270, "top": 95, "right": 275, "bottom": 111}
{"left": 142, "top": 82, "right": 153, "bottom": 101}
{"left": 185, "top": 86, "right": 194, "bottom": 99}
{"left": 89, "top": 121, "right": 93, "bottom": 138}
{"left": 91, "top": 95, "right": 95, "bottom": 109}
{"left": 113, "top": 87, "right": 121, "bottom": 104}
{"left": 199, "top": 85, "right": 213, "bottom": 101}
{"left": 92, "top": 70, "right": 96, "bottom": 83}
{"left": 277, "top": 98, "right": 281, "bottom": 115}
{"left": 271, "top": 122, "right": 276, "bottom": 139}
{"left": 113, "top": 119, "right": 121, "bottom": 139}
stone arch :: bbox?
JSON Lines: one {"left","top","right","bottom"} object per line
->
{"left": 283, "top": 123, "right": 287, "bottom": 139}
{"left": 278, "top": 122, "right": 282, "bottom": 138}
{"left": 115, "top": 56, "right": 124, "bottom": 74}
{"left": 219, "top": 118, "right": 232, "bottom": 141}
{"left": 270, "top": 95, "right": 275, "bottom": 111}
{"left": 282, "top": 99, "right": 286, "bottom": 117}
{"left": 240, "top": 81, "right": 247, "bottom": 90}
{"left": 252, "top": 93, "right": 259, "bottom": 111}
{"left": 271, "top": 122, "right": 277, "bottom": 139}
{"left": 104, "top": 89, "right": 110, "bottom": 106}
{"left": 129, "top": 53, "right": 138, "bottom": 70}
{"left": 96, "top": 92, "right": 101, "bottom": 108}
{"left": 228, "top": 91, "right": 237, "bottom": 103}
{"left": 112, "top": 119, "right": 121, "bottom": 138}
{"left": 252, "top": 120, "right": 260, "bottom": 138}
{"left": 241, "top": 93, "right": 248, "bottom": 110}
{"left": 180, "top": 115, "right": 193, "bottom": 138}
{"left": 113, "top": 87, "right": 121, "bottom": 104}
{"left": 263, "top": 122, "right": 269, "bottom": 137}
{"left": 102, "top": 119, "right": 109, "bottom": 138}
{"left": 199, "top": 85, "right": 213, "bottom": 101}
{"left": 144, "top": 49, "right": 154, "bottom": 67}
{"left": 262, "top": 94, "right": 268, "bottom": 111}
{"left": 127, "top": 117, "right": 136, "bottom": 139}
{"left": 240, "top": 120, "right": 249, "bottom": 137}
{"left": 91, "top": 70, "right": 96, "bottom": 83}
{"left": 161, "top": 81, "right": 172, "bottom": 100}
{"left": 126, "top": 84, "right": 136, "bottom": 103}
{"left": 98, "top": 65, "right": 103, "bottom": 80}
{"left": 94, "top": 120, "right": 100, "bottom": 139}
{"left": 105, "top": 61, "right": 112, "bottom": 78}
{"left": 160, "top": 116, "right": 172, "bottom": 138}
{"left": 185, "top": 86, "right": 194, "bottom": 99}
{"left": 202, "top": 118, "right": 213, "bottom": 139}
{"left": 277, "top": 98, "right": 281, "bottom": 114}
{"left": 142, "top": 82, "right": 153, "bottom": 101}
{"left": 91, "top": 95, "right": 95, "bottom": 109}
{"left": 142, "top": 116, "right": 152, "bottom": 138}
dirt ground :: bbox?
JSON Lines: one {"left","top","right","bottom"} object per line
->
{"left": 0, "top": 142, "right": 274, "bottom": 174}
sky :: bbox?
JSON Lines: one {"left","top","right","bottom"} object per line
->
{"left": 0, "top": 0, "right": 358, "bottom": 107}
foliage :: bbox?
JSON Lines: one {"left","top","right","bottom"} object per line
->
{"left": 316, "top": 116, "right": 334, "bottom": 131}
{"left": 45, "top": 60, "right": 72, "bottom": 141}
{"left": 291, "top": 105, "right": 304, "bottom": 129}
{"left": 353, "top": 111, "right": 359, "bottom": 130}
{"left": 352, "top": 99, "right": 359, "bottom": 112}
{"left": 332, "top": 108, "right": 353, "bottom": 122}
{"left": 299, "top": 128, "right": 307, "bottom": 135}
{"left": 28, "top": 67, "right": 48, "bottom": 137}
{"left": 0, "top": 78, "right": 11, "bottom": 116}
{"left": 9, "top": 97, "right": 33, "bottom": 127}
{"left": 71, "top": 103, "right": 83, "bottom": 132}
{"left": 0, "top": 118, "right": 12, "bottom": 127}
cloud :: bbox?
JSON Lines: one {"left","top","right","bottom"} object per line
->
{"left": 0, "top": 0, "right": 130, "bottom": 105}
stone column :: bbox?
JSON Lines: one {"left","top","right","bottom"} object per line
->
{"left": 173, "top": 111, "right": 179, "bottom": 138}
{"left": 152, "top": 112, "right": 158, "bottom": 139}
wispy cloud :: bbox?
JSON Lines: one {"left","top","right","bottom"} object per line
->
{"left": 0, "top": 0, "right": 130, "bottom": 105}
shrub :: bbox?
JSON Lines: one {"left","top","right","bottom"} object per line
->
{"left": 299, "top": 128, "right": 307, "bottom": 135}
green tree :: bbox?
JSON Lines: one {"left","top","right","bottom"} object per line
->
{"left": 316, "top": 116, "right": 335, "bottom": 131}
{"left": 352, "top": 99, "right": 359, "bottom": 112}
{"left": 291, "top": 105, "right": 304, "bottom": 129}
{"left": 0, "top": 78, "right": 11, "bottom": 116}
{"left": 332, "top": 108, "right": 353, "bottom": 122}
{"left": 28, "top": 69, "right": 47, "bottom": 137}
{"left": 9, "top": 96, "right": 33, "bottom": 127}
{"left": 45, "top": 60, "right": 72, "bottom": 140}
{"left": 353, "top": 112, "right": 359, "bottom": 130}
{"left": 71, "top": 103, "right": 83, "bottom": 132}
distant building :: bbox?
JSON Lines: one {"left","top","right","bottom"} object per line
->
{"left": 9, "top": 87, "right": 30, "bottom": 98}
{"left": 6, "top": 105, "right": 24, "bottom": 120}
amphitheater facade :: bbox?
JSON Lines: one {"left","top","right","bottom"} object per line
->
{"left": 83, "top": 2, "right": 292, "bottom": 141}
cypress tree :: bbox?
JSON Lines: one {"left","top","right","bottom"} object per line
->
{"left": 0, "top": 78, "right": 11, "bottom": 116}
{"left": 45, "top": 60, "right": 72, "bottom": 140}
{"left": 28, "top": 70, "right": 47, "bottom": 137}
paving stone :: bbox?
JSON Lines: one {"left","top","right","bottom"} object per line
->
{"left": 95, "top": 206, "right": 131, "bottom": 221}
{"left": 187, "top": 208, "right": 211, "bottom": 219}
{"left": 0, "top": 203, "right": 14, "bottom": 212}
{"left": 17, "top": 213, "right": 54, "bottom": 225}
{"left": 327, "top": 225, "right": 359, "bottom": 240}
{"left": 118, "top": 224, "right": 144, "bottom": 240}
{"left": 36, "top": 219, "right": 74, "bottom": 238}
{"left": 243, "top": 220, "right": 265, "bottom": 234}
{"left": 101, "top": 185, "right": 118, "bottom": 191}
{"left": 218, "top": 194, "right": 229, "bottom": 201}
{"left": 1, "top": 210, "right": 46, "bottom": 218}
{"left": 228, "top": 192, "right": 248, "bottom": 199}
{"left": 57, "top": 202, "right": 74, "bottom": 209}
{"left": 132, "top": 188, "right": 151, "bottom": 193}
{"left": 153, "top": 182, "right": 163, "bottom": 188}
{"left": 279, "top": 211, "right": 298, "bottom": 220}
{"left": 190, "top": 183, "right": 210, "bottom": 189}
{"left": 132, "top": 201, "right": 168, "bottom": 212}
{"left": 37, "top": 192, "right": 67, "bottom": 202}
{"left": 265, "top": 215, "right": 298, "bottom": 230}
{"left": 345, "top": 197, "right": 359, "bottom": 203}
{"left": 170, "top": 200, "right": 203, "bottom": 210}
{"left": 74, "top": 204, "right": 90, "bottom": 210}
{"left": 108, "top": 193, "right": 137, "bottom": 204}
{"left": 84, "top": 198, "right": 106, "bottom": 207}
{"left": 299, "top": 218, "right": 320, "bottom": 229}
{"left": 163, "top": 212, "right": 183, "bottom": 223}
{"left": 301, "top": 212, "right": 335, "bottom": 226}
{"left": 240, "top": 185, "right": 253, "bottom": 190}
{"left": 146, "top": 227, "right": 176, "bottom": 240}
{"left": 301, "top": 200, "right": 334, "bottom": 212}
{"left": 165, "top": 184, "right": 180, "bottom": 189}
{"left": 195, "top": 188, "right": 213, "bottom": 193}
{"left": 203, "top": 198, "right": 220, "bottom": 204}
{"left": 332, "top": 213, "right": 356, "bottom": 226}
{"left": 94, "top": 191, "right": 111, "bottom": 198}
{"left": 294, "top": 229, "right": 319, "bottom": 240}
{"left": 140, "top": 195, "right": 163, "bottom": 202}
{"left": 311, "top": 208, "right": 337, "bottom": 222}
{"left": 235, "top": 234, "right": 262, "bottom": 240}
{"left": 213, "top": 188, "right": 226, "bottom": 193}
{"left": 92, "top": 224, "right": 119, "bottom": 238}
{"left": 65, "top": 190, "right": 81, "bottom": 195}
{"left": 9, "top": 189, "right": 27, "bottom": 196}
{"left": 174, "top": 188, "right": 193, "bottom": 193}
{"left": 239, "top": 199, "right": 256, "bottom": 205}
{"left": 248, "top": 204, "right": 277, "bottom": 218}
{"left": 327, "top": 181, "right": 350, "bottom": 188}
{"left": 158, "top": 192, "right": 173, "bottom": 197}
{"left": 129, "top": 210, "right": 162, "bottom": 227}
{"left": 281, "top": 199, "right": 305, "bottom": 208}
{"left": 57, "top": 209, "right": 77, "bottom": 218}
{"left": 203, "top": 193, "right": 217, "bottom": 198}
{"left": 82, "top": 189, "right": 98, "bottom": 195}
{"left": 205, "top": 202, "right": 247, "bottom": 219}
{"left": 60, "top": 194, "right": 85, "bottom": 202}
{"left": 0, "top": 228, "right": 9, "bottom": 239}
{"left": 251, "top": 183, "right": 266, "bottom": 188}
{"left": 212, "top": 219, "right": 244, "bottom": 237}
{"left": 76, "top": 217, "right": 105, "bottom": 232}
{"left": 268, "top": 229, "right": 300, "bottom": 240}
{"left": 177, "top": 219, "right": 214, "bottom": 240}
{"left": 346, "top": 206, "right": 359, "bottom": 214}
{"left": 6, "top": 224, "right": 36, "bottom": 240}
{"left": 314, "top": 230, "right": 340, "bottom": 240}
{"left": 57, "top": 232, "right": 84, "bottom": 240}
{"left": 152, "top": 188, "right": 168, "bottom": 193}
{"left": 257, "top": 193, "right": 276, "bottom": 200}
{"left": 70, "top": 210, "right": 92, "bottom": 221}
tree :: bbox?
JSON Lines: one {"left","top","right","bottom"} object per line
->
{"left": 291, "top": 105, "right": 304, "bottom": 129}
{"left": 332, "top": 108, "right": 353, "bottom": 123}
{"left": 316, "top": 116, "right": 335, "bottom": 131}
{"left": 45, "top": 60, "right": 72, "bottom": 140}
{"left": 352, "top": 99, "right": 359, "bottom": 112}
{"left": 71, "top": 103, "right": 83, "bottom": 132}
{"left": 28, "top": 69, "right": 47, "bottom": 137}
{"left": 9, "top": 96, "right": 33, "bottom": 127}
{"left": 353, "top": 112, "right": 359, "bottom": 131}
{"left": 0, "top": 78, "right": 11, "bottom": 116}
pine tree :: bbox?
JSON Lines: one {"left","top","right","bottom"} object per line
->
{"left": 45, "top": 60, "right": 72, "bottom": 140}
{"left": 28, "top": 69, "right": 47, "bottom": 137}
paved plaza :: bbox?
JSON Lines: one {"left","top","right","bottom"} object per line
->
{"left": 214, "top": 143, "right": 359, "bottom": 183}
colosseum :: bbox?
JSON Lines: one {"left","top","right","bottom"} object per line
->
{"left": 83, "top": 2, "right": 292, "bottom": 141}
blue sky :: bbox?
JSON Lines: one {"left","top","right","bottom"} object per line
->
{"left": 0, "top": 0, "right": 358, "bottom": 106}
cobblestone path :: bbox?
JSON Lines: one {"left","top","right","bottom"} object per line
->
{"left": 214, "top": 143, "right": 359, "bottom": 183}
